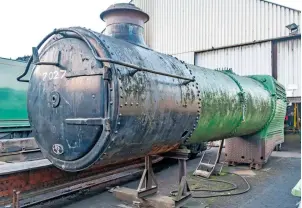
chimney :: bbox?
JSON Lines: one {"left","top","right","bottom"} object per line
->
{"left": 100, "top": 3, "right": 149, "bottom": 47}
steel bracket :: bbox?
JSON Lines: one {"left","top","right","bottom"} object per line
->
{"left": 65, "top": 117, "right": 111, "bottom": 131}
{"left": 34, "top": 49, "right": 64, "bottom": 69}
{"left": 65, "top": 65, "right": 107, "bottom": 78}
{"left": 181, "top": 79, "right": 195, "bottom": 85}
{"left": 65, "top": 69, "right": 104, "bottom": 78}
{"left": 103, "top": 67, "right": 112, "bottom": 80}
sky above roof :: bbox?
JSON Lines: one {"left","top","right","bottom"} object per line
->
{"left": 0, "top": 0, "right": 300, "bottom": 59}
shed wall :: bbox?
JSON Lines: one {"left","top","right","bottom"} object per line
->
{"left": 172, "top": 52, "right": 195, "bottom": 64}
{"left": 133, "top": 0, "right": 301, "bottom": 55}
{"left": 195, "top": 41, "right": 272, "bottom": 76}
{"left": 277, "top": 38, "right": 301, "bottom": 97}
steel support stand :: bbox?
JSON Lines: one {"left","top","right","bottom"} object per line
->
{"left": 112, "top": 150, "right": 192, "bottom": 208}
{"left": 172, "top": 158, "right": 192, "bottom": 207}
{"left": 136, "top": 156, "right": 158, "bottom": 198}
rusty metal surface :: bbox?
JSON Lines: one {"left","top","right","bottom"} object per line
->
{"left": 100, "top": 3, "right": 149, "bottom": 24}
{"left": 0, "top": 157, "right": 161, "bottom": 205}
{"left": 101, "top": 3, "right": 149, "bottom": 47}
{"left": 19, "top": 169, "right": 142, "bottom": 208}
{"left": 99, "top": 31, "right": 199, "bottom": 166}
{"left": 224, "top": 135, "right": 282, "bottom": 168}
{"left": 25, "top": 25, "right": 199, "bottom": 172}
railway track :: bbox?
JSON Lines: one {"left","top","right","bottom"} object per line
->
{"left": 0, "top": 156, "right": 163, "bottom": 208}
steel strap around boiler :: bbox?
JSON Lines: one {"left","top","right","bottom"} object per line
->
{"left": 259, "top": 94, "right": 277, "bottom": 134}
{"left": 217, "top": 70, "right": 247, "bottom": 136}
{"left": 248, "top": 76, "right": 277, "bottom": 133}
{"left": 17, "top": 28, "right": 195, "bottom": 85}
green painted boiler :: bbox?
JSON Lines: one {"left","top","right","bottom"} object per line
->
{"left": 185, "top": 67, "right": 287, "bottom": 168}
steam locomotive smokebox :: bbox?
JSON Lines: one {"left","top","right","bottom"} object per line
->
{"left": 27, "top": 3, "right": 199, "bottom": 172}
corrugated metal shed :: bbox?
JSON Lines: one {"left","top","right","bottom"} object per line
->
{"left": 133, "top": 0, "right": 301, "bottom": 55}
{"left": 277, "top": 38, "right": 301, "bottom": 97}
{"left": 195, "top": 41, "right": 272, "bottom": 75}
{"left": 172, "top": 52, "right": 195, "bottom": 65}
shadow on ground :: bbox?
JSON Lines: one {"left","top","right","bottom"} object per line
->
{"left": 40, "top": 133, "right": 301, "bottom": 208}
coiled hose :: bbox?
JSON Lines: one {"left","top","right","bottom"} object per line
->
{"left": 170, "top": 172, "right": 250, "bottom": 198}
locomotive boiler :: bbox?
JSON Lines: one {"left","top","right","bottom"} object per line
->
{"left": 17, "top": 3, "right": 286, "bottom": 172}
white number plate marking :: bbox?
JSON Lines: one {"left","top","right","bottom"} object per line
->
{"left": 42, "top": 71, "right": 66, "bottom": 81}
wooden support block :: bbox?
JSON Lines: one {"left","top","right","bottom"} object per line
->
{"left": 0, "top": 137, "right": 38, "bottom": 153}
{"left": 113, "top": 187, "right": 189, "bottom": 208}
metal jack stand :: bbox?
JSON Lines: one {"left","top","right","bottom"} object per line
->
{"left": 137, "top": 156, "right": 158, "bottom": 198}
{"left": 112, "top": 150, "right": 192, "bottom": 208}
{"left": 168, "top": 159, "right": 192, "bottom": 206}
{"left": 163, "top": 149, "right": 192, "bottom": 206}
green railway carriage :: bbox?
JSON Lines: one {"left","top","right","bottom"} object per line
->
{"left": 0, "top": 57, "right": 31, "bottom": 139}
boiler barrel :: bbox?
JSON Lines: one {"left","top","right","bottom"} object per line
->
{"left": 187, "top": 66, "right": 272, "bottom": 143}
{"left": 25, "top": 27, "right": 274, "bottom": 172}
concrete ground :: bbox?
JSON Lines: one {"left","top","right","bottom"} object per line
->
{"left": 55, "top": 134, "right": 301, "bottom": 208}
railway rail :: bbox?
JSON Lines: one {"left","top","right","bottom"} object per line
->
{"left": 0, "top": 156, "right": 163, "bottom": 207}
